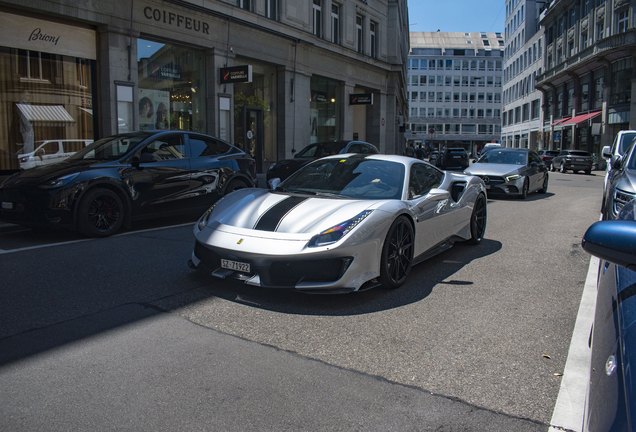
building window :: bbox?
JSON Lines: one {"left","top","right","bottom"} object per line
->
{"left": 310, "top": 76, "right": 340, "bottom": 142}
{"left": 370, "top": 22, "right": 377, "bottom": 58}
{"left": 313, "top": 0, "right": 322, "bottom": 38}
{"left": 331, "top": 4, "right": 340, "bottom": 44}
{"left": 236, "top": 0, "right": 251, "bottom": 11}
{"left": 617, "top": 10, "right": 629, "bottom": 33}
{"left": 356, "top": 15, "right": 363, "bottom": 53}
{"left": 266, "top": 0, "right": 277, "bottom": 19}
{"left": 610, "top": 58, "right": 633, "bottom": 105}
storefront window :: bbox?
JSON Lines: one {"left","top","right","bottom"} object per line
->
{"left": 0, "top": 47, "right": 95, "bottom": 172}
{"left": 137, "top": 39, "right": 205, "bottom": 132}
{"left": 232, "top": 58, "right": 277, "bottom": 170}
{"left": 310, "top": 76, "right": 341, "bottom": 143}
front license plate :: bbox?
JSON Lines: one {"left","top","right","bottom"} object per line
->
{"left": 1, "top": 202, "right": 13, "bottom": 210}
{"left": 221, "top": 259, "right": 251, "bottom": 273}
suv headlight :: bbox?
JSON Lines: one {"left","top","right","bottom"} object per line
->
{"left": 308, "top": 210, "right": 372, "bottom": 247}
{"left": 38, "top": 173, "right": 80, "bottom": 189}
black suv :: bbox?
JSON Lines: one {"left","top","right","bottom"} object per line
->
{"left": 436, "top": 148, "right": 469, "bottom": 170}
{"left": 550, "top": 150, "right": 593, "bottom": 174}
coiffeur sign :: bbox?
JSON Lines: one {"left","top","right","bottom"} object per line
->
{"left": 220, "top": 65, "right": 253, "bottom": 84}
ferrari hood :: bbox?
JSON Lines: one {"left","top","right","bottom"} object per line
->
{"left": 464, "top": 163, "right": 521, "bottom": 177}
{"left": 206, "top": 188, "right": 377, "bottom": 235}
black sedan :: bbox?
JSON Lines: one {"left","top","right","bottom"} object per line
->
{"left": 582, "top": 199, "right": 636, "bottom": 431}
{"left": 550, "top": 149, "right": 593, "bottom": 174}
{"left": 0, "top": 131, "right": 256, "bottom": 237}
{"left": 266, "top": 140, "right": 378, "bottom": 182}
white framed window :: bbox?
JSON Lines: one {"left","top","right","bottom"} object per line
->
{"left": 356, "top": 15, "right": 363, "bottom": 53}
{"left": 313, "top": 0, "right": 322, "bottom": 38}
{"left": 331, "top": 4, "right": 340, "bottom": 44}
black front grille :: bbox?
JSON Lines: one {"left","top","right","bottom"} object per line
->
{"left": 478, "top": 175, "right": 505, "bottom": 185}
{"left": 269, "top": 258, "right": 352, "bottom": 286}
{"left": 194, "top": 240, "right": 353, "bottom": 288}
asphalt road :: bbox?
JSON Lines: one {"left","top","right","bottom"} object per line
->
{"left": 0, "top": 170, "right": 604, "bottom": 431}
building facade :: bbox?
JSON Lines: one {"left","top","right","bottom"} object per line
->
{"left": 535, "top": 0, "right": 636, "bottom": 158}
{"left": 0, "top": 0, "right": 409, "bottom": 176}
{"left": 502, "top": 0, "right": 546, "bottom": 149}
{"left": 406, "top": 32, "right": 504, "bottom": 156}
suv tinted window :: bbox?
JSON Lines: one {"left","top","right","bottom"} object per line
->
{"left": 143, "top": 136, "right": 185, "bottom": 160}
{"left": 190, "top": 137, "right": 231, "bottom": 157}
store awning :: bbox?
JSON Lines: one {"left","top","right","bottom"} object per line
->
{"left": 16, "top": 104, "right": 75, "bottom": 123}
{"left": 560, "top": 110, "right": 602, "bottom": 125}
{"left": 551, "top": 117, "right": 571, "bottom": 126}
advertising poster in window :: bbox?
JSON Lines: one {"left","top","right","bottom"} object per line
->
{"left": 138, "top": 89, "right": 170, "bottom": 130}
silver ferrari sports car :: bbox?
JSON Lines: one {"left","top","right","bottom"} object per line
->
{"left": 189, "top": 154, "right": 487, "bottom": 293}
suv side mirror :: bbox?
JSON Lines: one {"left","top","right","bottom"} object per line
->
{"left": 611, "top": 154, "right": 623, "bottom": 170}
{"left": 602, "top": 145, "right": 612, "bottom": 159}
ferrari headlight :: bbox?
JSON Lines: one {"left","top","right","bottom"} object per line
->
{"left": 197, "top": 203, "right": 218, "bottom": 231}
{"left": 308, "top": 210, "right": 372, "bottom": 248}
{"left": 505, "top": 174, "right": 521, "bottom": 182}
{"left": 38, "top": 173, "right": 80, "bottom": 189}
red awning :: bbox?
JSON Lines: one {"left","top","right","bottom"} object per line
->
{"left": 560, "top": 111, "right": 602, "bottom": 125}
{"left": 551, "top": 117, "right": 571, "bottom": 126}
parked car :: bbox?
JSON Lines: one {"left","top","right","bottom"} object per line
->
{"left": 537, "top": 150, "right": 559, "bottom": 168}
{"left": 0, "top": 131, "right": 256, "bottom": 237}
{"left": 464, "top": 148, "right": 549, "bottom": 199}
{"left": 18, "top": 139, "right": 93, "bottom": 170}
{"left": 266, "top": 140, "right": 379, "bottom": 182}
{"left": 602, "top": 130, "right": 636, "bottom": 195}
{"left": 581, "top": 199, "right": 636, "bottom": 432}
{"left": 602, "top": 140, "right": 636, "bottom": 220}
{"left": 436, "top": 147, "right": 469, "bottom": 170}
{"left": 478, "top": 143, "right": 502, "bottom": 157}
{"left": 550, "top": 149, "right": 593, "bottom": 174}
{"left": 190, "top": 154, "right": 487, "bottom": 293}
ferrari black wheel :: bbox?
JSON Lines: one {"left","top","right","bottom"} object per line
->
{"left": 468, "top": 193, "right": 487, "bottom": 245}
{"left": 380, "top": 216, "right": 414, "bottom": 289}
{"left": 77, "top": 188, "right": 124, "bottom": 237}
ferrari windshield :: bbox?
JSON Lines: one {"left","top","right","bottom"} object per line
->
{"left": 281, "top": 156, "right": 405, "bottom": 200}
{"left": 68, "top": 133, "right": 151, "bottom": 161}
{"left": 478, "top": 150, "right": 527, "bottom": 165}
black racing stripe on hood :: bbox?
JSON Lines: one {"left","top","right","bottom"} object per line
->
{"left": 254, "top": 196, "right": 308, "bottom": 231}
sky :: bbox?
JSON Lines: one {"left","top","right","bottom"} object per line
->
{"left": 407, "top": 0, "right": 506, "bottom": 34}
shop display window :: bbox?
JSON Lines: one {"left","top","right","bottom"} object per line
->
{"left": 0, "top": 46, "right": 95, "bottom": 172}
{"left": 310, "top": 76, "right": 341, "bottom": 143}
{"left": 137, "top": 39, "right": 205, "bottom": 133}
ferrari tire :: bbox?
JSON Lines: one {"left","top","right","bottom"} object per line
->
{"left": 468, "top": 193, "right": 487, "bottom": 245}
{"left": 550, "top": 163, "right": 555, "bottom": 172}
{"left": 560, "top": 163, "right": 566, "bottom": 173}
{"left": 380, "top": 216, "right": 414, "bottom": 289}
{"left": 77, "top": 188, "right": 124, "bottom": 237}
